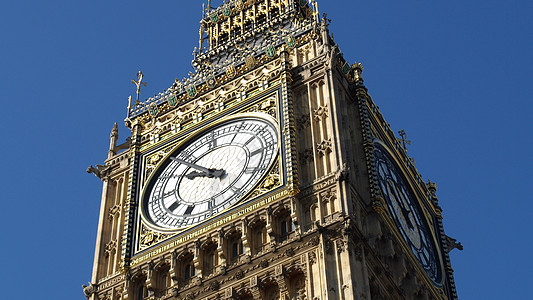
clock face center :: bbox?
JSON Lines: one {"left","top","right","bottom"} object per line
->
{"left": 177, "top": 145, "right": 248, "bottom": 205}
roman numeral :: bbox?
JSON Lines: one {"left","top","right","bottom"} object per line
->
{"left": 243, "top": 136, "right": 256, "bottom": 146}
{"left": 168, "top": 202, "right": 179, "bottom": 212}
{"left": 209, "top": 131, "right": 217, "bottom": 149}
{"left": 245, "top": 167, "right": 266, "bottom": 174}
{"left": 250, "top": 148, "right": 263, "bottom": 156}
{"left": 184, "top": 205, "right": 195, "bottom": 215}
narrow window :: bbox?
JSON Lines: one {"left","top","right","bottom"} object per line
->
{"left": 137, "top": 286, "right": 144, "bottom": 300}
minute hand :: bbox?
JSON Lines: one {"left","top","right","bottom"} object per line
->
{"left": 170, "top": 157, "right": 225, "bottom": 178}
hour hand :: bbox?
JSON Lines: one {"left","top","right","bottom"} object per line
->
{"left": 185, "top": 169, "right": 226, "bottom": 180}
{"left": 185, "top": 170, "right": 209, "bottom": 180}
{"left": 171, "top": 157, "right": 225, "bottom": 177}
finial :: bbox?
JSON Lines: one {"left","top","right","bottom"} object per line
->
{"left": 398, "top": 130, "right": 411, "bottom": 150}
{"left": 426, "top": 180, "right": 438, "bottom": 198}
{"left": 131, "top": 71, "right": 147, "bottom": 104}
{"left": 111, "top": 122, "right": 118, "bottom": 134}
{"left": 351, "top": 62, "right": 364, "bottom": 82}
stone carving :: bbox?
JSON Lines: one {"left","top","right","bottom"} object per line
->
{"left": 308, "top": 251, "right": 317, "bottom": 265}
{"left": 250, "top": 275, "right": 258, "bottom": 287}
{"left": 105, "top": 240, "right": 117, "bottom": 255}
{"left": 426, "top": 180, "right": 438, "bottom": 198}
{"left": 235, "top": 269, "right": 245, "bottom": 280}
{"left": 245, "top": 97, "right": 277, "bottom": 118}
{"left": 316, "top": 139, "right": 332, "bottom": 156}
{"left": 87, "top": 164, "right": 110, "bottom": 180}
{"left": 259, "top": 259, "right": 269, "bottom": 268}
{"left": 139, "top": 224, "right": 174, "bottom": 250}
{"left": 336, "top": 240, "right": 346, "bottom": 254}
{"left": 209, "top": 280, "right": 220, "bottom": 291}
{"left": 114, "top": 285, "right": 124, "bottom": 299}
{"left": 320, "top": 188, "right": 336, "bottom": 204}
{"left": 313, "top": 105, "right": 328, "bottom": 121}
{"left": 445, "top": 235, "right": 463, "bottom": 253}
{"left": 82, "top": 282, "right": 96, "bottom": 299}
{"left": 335, "top": 163, "right": 349, "bottom": 182}
{"left": 307, "top": 236, "right": 319, "bottom": 247}
{"left": 285, "top": 247, "right": 295, "bottom": 257}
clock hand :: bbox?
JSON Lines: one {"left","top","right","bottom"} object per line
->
{"left": 171, "top": 157, "right": 226, "bottom": 178}
{"left": 399, "top": 204, "right": 415, "bottom": 229}
{"left": 185, "top": 170, "right": 211, "bottom": 179}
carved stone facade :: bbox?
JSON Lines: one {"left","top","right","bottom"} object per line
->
{"left": 86, "top": 1, "right": 459, "bottom": 299}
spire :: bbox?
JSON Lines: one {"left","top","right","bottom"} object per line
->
{"left": 108, "top": 122, "right": 119, "bottom": 159}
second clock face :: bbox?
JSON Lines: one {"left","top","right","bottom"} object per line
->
{"left": 142, "top": 116, "right": 279, "bottom": 231}
{"left": 374, "top": 142, "right": 442, "bottom": 285}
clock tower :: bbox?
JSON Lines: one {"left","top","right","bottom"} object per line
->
{"left": 85, "top": 1, "right": 461, "bottom": 299}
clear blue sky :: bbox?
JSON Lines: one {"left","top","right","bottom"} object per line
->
{"left": 1, "top": 1, "right": 531, "bottom": 299}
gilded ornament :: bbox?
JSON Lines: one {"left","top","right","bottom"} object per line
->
{"left": 265, "top": 44, "right": 276, "bottom": 58}
{"left": 223, "top": 6, "right": 232, "bottom": 17}
{"left": 206, "top": 74, "right": 217, "bottom": 88}
{"left": 226, "top": 64, "right": 236, "bottom": 78}
{"left": 148, "top": 102, "right": 159, "bottom": 117}
{"left": 245, "top": 55, "right": 256, "bottom": 70}
{"left": 168, "top": 94, "right": 178, "bottom": 107}
{"left": 286, "top": 35, "right": 296, "bottom": 48}
{"left": 210, "top": 12, "right": 219, "bottom": 23}
{"left": 187, "top": 84, "right": 197, "bottom": 98}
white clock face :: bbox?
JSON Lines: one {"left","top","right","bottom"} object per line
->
{"left": 142, "top": 116, "right": 279, "bottom": 230}
{"left": 374, "top": 142, "right": 442, "bottom": 285}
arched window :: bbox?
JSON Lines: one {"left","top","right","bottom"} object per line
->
{"left": 227, "top": 231, "right": 244, "bottom": 265}
{"left": 202, "top": 242, "right": 218, "bottom": 276}
{"left": 251, "top": 222, "right": 267, "bottom": 255}
{"left": 278, "top": 211, "right": 295, "bottom": 242}
{"left": 184, "top": 263, "right": 195, "bottom": 280}
{"left": 133, "top": 276, "right": 148, "bottom": 300}
{"left": 262, "top": 282, "right": 280, "bottom": 300}
{"left": 178, "top": 252, "right": 195, "bottom": 285}
{"left": 155, "top": 265, "right": 171, "bottom": 295}
{"left": 288, "top": 272, "right": 306, "bottom": 299}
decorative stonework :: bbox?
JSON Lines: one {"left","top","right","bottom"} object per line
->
{"left": 320, "top": 188, "right": 336, "bottom": 204}
{"left": 250, "top": 158, "right": 282, "bottom": 198}
{"left": 87, "top": 164, "right": 110, "bottom": 180}
{"left": 105, "top": 240, "right": 117, "bottom": 255}
{"left": 244, "top": 95, "right": 278, "bottom": 119}
{"left": 313, "top": 105, "right": 328, "bottom": 121}
{"left": 138, "top": 224, "right": 174, "bottom": 251}
{"left": 316, "top": 139, "right": 332, "bottom": 156}
{"left": 336, "top": 240, "right": 346, "bottom": 254}
{"left": 308, "top": 251, "right": 317, "bottom": 265}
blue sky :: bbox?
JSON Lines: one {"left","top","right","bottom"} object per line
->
{"left": 1, "top": 1, "right": 531, "bottom": 299}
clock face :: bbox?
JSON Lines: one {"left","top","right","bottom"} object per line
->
{"left": 374, "top": 142, "right": 442, "bottom": 285}
{"left": 142, "top": 116, "right": 279, "bottom": 230}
